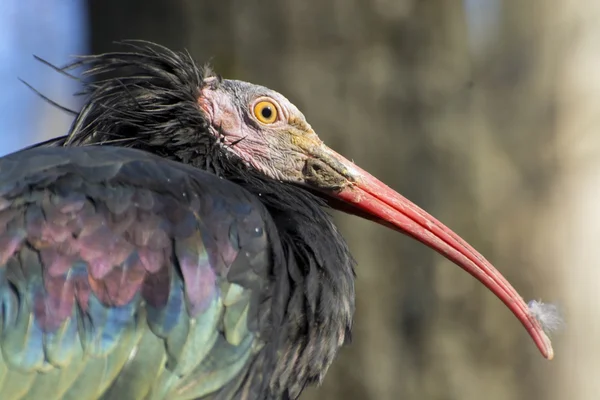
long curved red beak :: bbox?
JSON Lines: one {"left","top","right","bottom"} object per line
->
{"left": 321, "top": 148, "right": 554, "bottom": 360}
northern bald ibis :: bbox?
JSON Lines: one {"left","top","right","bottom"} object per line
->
{"left": 0, "top": 42, "right": 555, "bottom": 400}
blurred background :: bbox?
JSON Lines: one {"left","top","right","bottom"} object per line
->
{"left": 0, "top": 0, "right": 596, "bottom": 399}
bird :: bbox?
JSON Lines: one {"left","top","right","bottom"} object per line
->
{"left": 0, "top": 41, "right": 554, "bottom": 400}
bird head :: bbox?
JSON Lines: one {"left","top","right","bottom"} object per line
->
{"left": 199, "top": 77, "right": 347, "bottom": 188}
{"left": 52, "top": 41, "right": 554, "bottom": 360}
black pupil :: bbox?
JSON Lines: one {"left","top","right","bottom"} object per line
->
{"left": 261, "top": 106, "right": 273, "bottom": 119}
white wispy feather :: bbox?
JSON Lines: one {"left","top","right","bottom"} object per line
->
{"left": 527, "top": 300, "right": 563, "bottom": 334}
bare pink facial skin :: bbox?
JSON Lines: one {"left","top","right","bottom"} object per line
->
{"left": 198, "top": 78, "right": 327, "bottom": 183}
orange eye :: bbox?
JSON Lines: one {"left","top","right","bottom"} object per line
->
{"left": 253, "top": 100, "right": 278, "bottom": 124}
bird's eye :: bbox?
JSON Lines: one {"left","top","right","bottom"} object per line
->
{"left": 253, "top": 100, "right": 278, "bottom": 124}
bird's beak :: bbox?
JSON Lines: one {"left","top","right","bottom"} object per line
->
{"left": 310, "top": 145, "right": 554, "bottom": 360}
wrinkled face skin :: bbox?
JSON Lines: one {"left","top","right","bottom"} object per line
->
{"left": 198, "top": 78, "right": 354, "bottom": 190}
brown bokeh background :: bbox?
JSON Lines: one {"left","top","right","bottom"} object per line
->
{"left": 23, "top": 0, "right": 600, "bottom": 399}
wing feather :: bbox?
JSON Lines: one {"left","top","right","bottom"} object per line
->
{"left": 0, "top": 146, "right": 274, "bottom": 400}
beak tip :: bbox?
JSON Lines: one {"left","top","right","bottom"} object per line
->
{"left": 526, "top": 299, "right": 560, "bottom": 360}
{"left": 541, "top": 332, "right": 555, "bottom": 360}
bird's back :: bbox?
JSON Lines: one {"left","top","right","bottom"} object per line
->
{"left": 0, "top": 146, "right": 277, "bottom": 399}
